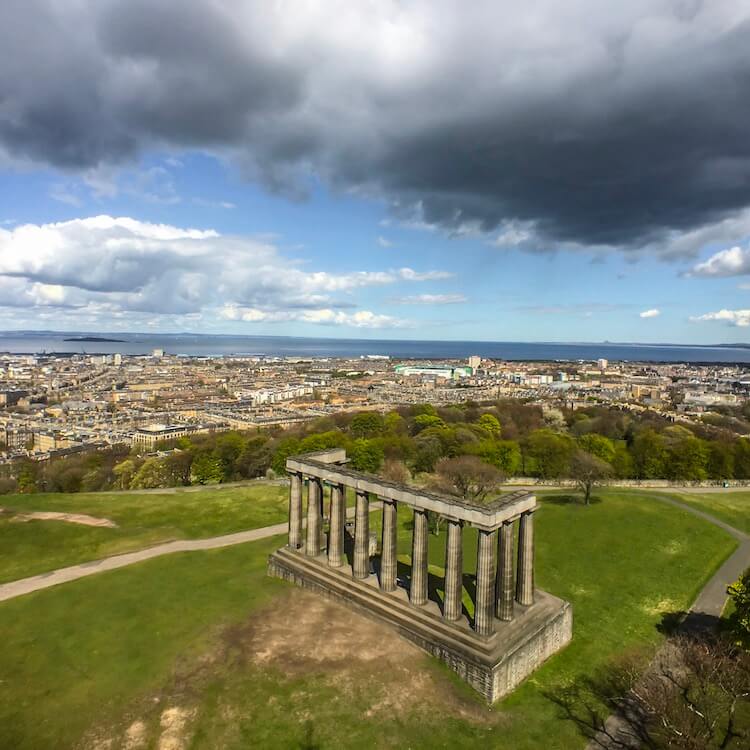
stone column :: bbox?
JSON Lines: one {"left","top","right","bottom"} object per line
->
{"left": 319, "top": 482, "right": 327, "bottom": 552}
{"left": 328, "top": 483, "right": 345, "bottom": 567}
{"left": 380, "top": 499, "right": 397, "bottom": 591}
{"left": 305, "top": 477, "right": 323, "bottom": 557}
{"left": 287, "top": 472, "right": 303, "bottom": 550}
{"left": 353, "top": 490, "right": 370, "bottom": 579}
{"left": 516, "top": 511, "right": 535, "bottom": 606}
{"left": 443, "top": 519, "right": 463, "bottom": 621}
{"left": 410, "top": 508, "right": 429, "bottom": 606}
{"left": 496, "top": 520, "right": 515, "bottom": 620}
{"left": 474, "top": 528, "right": 497, "bottom": 636}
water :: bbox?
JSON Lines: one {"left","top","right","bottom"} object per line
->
{"left": 1, "top": 331, "right": 749, "bottom": 363}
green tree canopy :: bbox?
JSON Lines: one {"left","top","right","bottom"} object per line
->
{"left": 349, "top": 411, "right": 385, "bottom": 438}
{"left": 477, "top": 413, "right": 502, "bottom": 437}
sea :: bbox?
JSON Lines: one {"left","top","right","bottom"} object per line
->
{"left": 1, "top": 331, "right": 750, "bottom": 364}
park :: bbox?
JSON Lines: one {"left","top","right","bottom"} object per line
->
{"left": 0, "top": 471, "right": 747, "bottom": 748}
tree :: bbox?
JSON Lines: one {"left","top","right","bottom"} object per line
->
{"left": 465, "top": 439, "right": 521, "bottom": 475}
{"left": 16, "top": 462, "right": 39, "bottom": 494}
{"left": 569, "top": 450, "right": 613, "bottom": 505}
{"left": 191, "top": 453, "right": 224, "bottom": 484}
{"left": 662, "top": 426, "right": 709, "bottom": 481}
{"left": 236, "top": 437, "right": 272, "bottom": 478}
{"left": 348, "top": 439, "right": 384, "bottom": 473}
{"left": 350, "top": 411, "right": 384, "bottom": 438}
{"left": 413, "top": 414, "right": 445, "bottom": 433}
{"left": 727, "top": 569, "right": 750, "bottom": 649}
{"left": 113, "top": 458, "right": 137, "bottom": 489}
{"left": 611, "top": 442, "right": 634, "bottom": 479}
{"left": 735, "top": 439, "right": 750, "bottom": 479}
{"left": 525, "top": 429, "right": 574, "bottom": 479}
{"left": 433, "top": 455, "right": 503, "bottom": 503}
{"left": 0, "top": 477, "right": 18, "bottom": 495}
{"left": 477, "top": 413, "right": 502, "bottom": 437}
{"left": 163, "top": 451, "right": 193, "bottom": 486}
{"left": 130, "top": 457, "right": 168, "bottom": 489}
{"left": 576, "top": 433, "right": 615, "bottom": 464}
{"left": 556, "top": 634, "right": 750, "bottom": 749}
{"left": 271, "top": 437, "right": 302, "bottom": 475}
{"left": 411, "top": 434, "right": 443, "bottom": 473}
{"left": 380, "top": 458, "right": 410, "bottom": 484}
{"left": 631, "top": 429, "right": 668, "bottom": 479}
{"left": 708, "top": 441, "right": 735, "bottom": 481}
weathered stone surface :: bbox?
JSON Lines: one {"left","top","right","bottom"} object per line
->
{"left": 353, "top": 490, "right": 370, "bottom": 579}
{"left": 268, "top": 547, "right": 572, "bottom": 702}
{"left": 474, "top": 529, "right": 497, "bottom": 635}
{"left": 410, "top": 508, "right": 428, "bottom": 606}
{"left": 380, "top": 499, "right": 397, "bottom": 592}
{"left": 496, "top": 520, "right": 515, "bottom": 620}
{"left": 443, "top": 519, "right": 463, "bottom": 621}
{"left": 516, "top": 511, "right": 535, "bottom": 606}
{"left": 328, "top": 483, "right": 345, "bottom": 567}
{"left": 288, "top": 472, "right": 303, "bottom": 550}
{"left": 286, "top": 454, "right": 535, "bottom": 528}
{"left": 273, "top": 450, "right": 571, "bottom": 702}
{"left": 305, "top": 478, "right": 323, "bottom": 557}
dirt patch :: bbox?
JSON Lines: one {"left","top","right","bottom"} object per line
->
{"left": 123, "top": 720, "right": 147, "bottom": 749}
{"left": 221, "top": 589, "right": 493, "bottom": 723}
{"left": 2, "top": 508, "right": 117, "bottom": 528}
{"left": 81, "top": 591, "right": 495, "bottom": 749}
{"left": 157, "top": 707, "right": 195, "bottom": 750}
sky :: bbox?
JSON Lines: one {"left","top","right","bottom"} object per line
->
{"left": 2, "top": 1, "right": 750, "bottom": 343}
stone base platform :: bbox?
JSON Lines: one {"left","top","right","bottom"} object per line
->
{"left": 267, "top": 547, "right": 572, "bottom": 702}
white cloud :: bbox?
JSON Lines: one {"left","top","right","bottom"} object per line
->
{"left": 193, "top": 198, "right": 237, "bottom": 209}
{"left": 690, "top": 245, "right": 750, "bottom": 277}
{"left": 220, "top": 304, "right": 408, "bottom": 328}
{"left": 397, "top": 268, "right": 453, "bottom": 281}
{"left": 377, "top": 236, "right": 393, "bottom": 248}
{"left": 0, "top": 215, "right": 444, "bottom": 329}
{"left": 691, "top": 309, "right": 750, "bottom": 327}
{"left": 391, "top": 293, "right": 467, "bottom": 305}
{"left": 639, "top": 308, "right": 660, "bottom": 318}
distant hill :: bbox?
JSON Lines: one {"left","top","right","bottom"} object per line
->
{"left": 63, "top": 336, "right": 125, "bottom": 343}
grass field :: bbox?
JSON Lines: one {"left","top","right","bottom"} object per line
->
{"left": 0, "top": 489, "right": 737, "bottom": 749}
{"left": 0, "top": 482, "right": 288, "bottom": 584}
{"left": 658, "top": 489, "right": 750, "bottom": 533}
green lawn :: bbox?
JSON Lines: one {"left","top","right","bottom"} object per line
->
{"left": 0, "top": 482, "right": 288, "bottom": 584}
{"left": 655, "top": 489, "right": 750, "bottom": 534}
{"left": 0, "top": 489, "right": 737, "bottom": 749}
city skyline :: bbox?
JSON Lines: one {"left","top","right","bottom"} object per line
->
{"left": 2, "top": 2, "right": 750, "bottom": 344}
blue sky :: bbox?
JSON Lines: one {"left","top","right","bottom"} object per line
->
{"left": 2, "top": 2, "right": 750, "bottom": 343}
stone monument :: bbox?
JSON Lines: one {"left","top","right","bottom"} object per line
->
{"left": 267, "top": 449, "right": 572, "bottom": 701}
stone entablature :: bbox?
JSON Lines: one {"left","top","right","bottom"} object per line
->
{"left": 286, "top": 454, "right": 536, "bottom": 529}
{"left": 268, "top": 448, "right": 572, "bottom": 701}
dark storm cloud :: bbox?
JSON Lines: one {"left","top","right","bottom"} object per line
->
{"left": 2, "top": 0, "right": 750, "bottom": 251}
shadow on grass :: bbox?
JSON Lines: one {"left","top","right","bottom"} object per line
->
{"left": 543, "top": 493, "right": 603, "bottom": 506}
{"left": 658, "top": 608, "right": 725, "bottom": 637}
{"left": 300, "top": 720, "right": 321, "bottom": 750}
